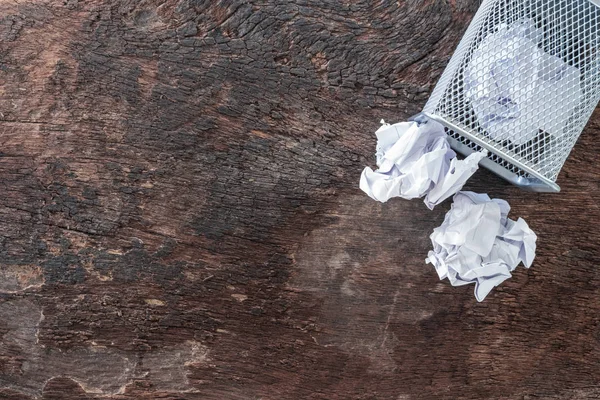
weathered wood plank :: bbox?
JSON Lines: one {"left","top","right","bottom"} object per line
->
{"left": 1, "top": 0, "right": 599, "bottom": 399}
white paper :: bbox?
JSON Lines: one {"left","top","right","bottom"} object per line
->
{"left": 424, "top": 150, "right": 487, "bottom": 210}
{"left": 426, "top": 191, "right": 537, "bottom": 301}
{"left": 360, "top": 120, "right": 486, "bottom": 209}
{"left": 465, "top": 18, "right": 581, "bottom": 145}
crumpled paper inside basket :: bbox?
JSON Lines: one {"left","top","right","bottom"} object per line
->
{"left": 465, "top": 18, "right": 581, "bottom": 145}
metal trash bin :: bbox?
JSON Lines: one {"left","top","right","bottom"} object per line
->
{"left": 419, "top": 0, "right": 600, "bottom": 192}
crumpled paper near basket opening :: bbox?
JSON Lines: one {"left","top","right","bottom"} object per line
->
{"left": 359, "top": 119, "right": 487, "bottom": 209}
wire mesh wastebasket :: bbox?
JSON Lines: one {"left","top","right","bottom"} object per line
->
{"left": 420, "top": 0, "right": 600, "bottom": 192}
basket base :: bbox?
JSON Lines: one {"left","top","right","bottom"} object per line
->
{"left": 409, "top": 113, "right": 561, "bottom": 193}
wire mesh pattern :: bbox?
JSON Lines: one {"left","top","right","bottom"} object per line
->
{"left": 424, "top": 0, "right": 600, "bottom": 188}
{"left": 444, "top": 127, "right": 531, "bottom": 177}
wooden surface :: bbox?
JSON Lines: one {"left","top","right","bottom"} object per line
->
{"left": 1, "top": 1, "right": 599, "bottom": 399}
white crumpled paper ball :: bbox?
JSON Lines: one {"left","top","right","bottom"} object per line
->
{"left": 359, "top": 120, "right": 486, "bottom": 209}
{"left": 426, "top": 191, "right": 537, "bottom": 301}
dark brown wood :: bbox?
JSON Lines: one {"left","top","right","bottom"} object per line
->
{"left": 0, "top": 0, "right": 599, "bottom": 399}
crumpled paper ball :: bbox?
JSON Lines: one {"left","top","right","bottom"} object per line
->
{"left": 465, "top": 18, "right": 581, "bottom": 145}
{"left": 359, "top": 120, "right": 486, "bottom": 209}
{"left": 426, "top": 191, "right": 537, "bottom": 301}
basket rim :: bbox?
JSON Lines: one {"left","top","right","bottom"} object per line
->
{"left": 423, "top": 112, "right": 562, "bottom": 193}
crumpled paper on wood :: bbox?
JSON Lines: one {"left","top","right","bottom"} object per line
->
{"left": 426, "top": 191, "right": 537, "bottom": 301}
{"left": 359, "top": 119, "right": 487, "bottom": 209}
{"left": 465, "top": 18, "right": 581, "bottom": 145}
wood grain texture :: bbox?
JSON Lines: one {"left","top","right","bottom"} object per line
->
{"left": 0, "top": 0, "right": 599, "bottom": 399}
